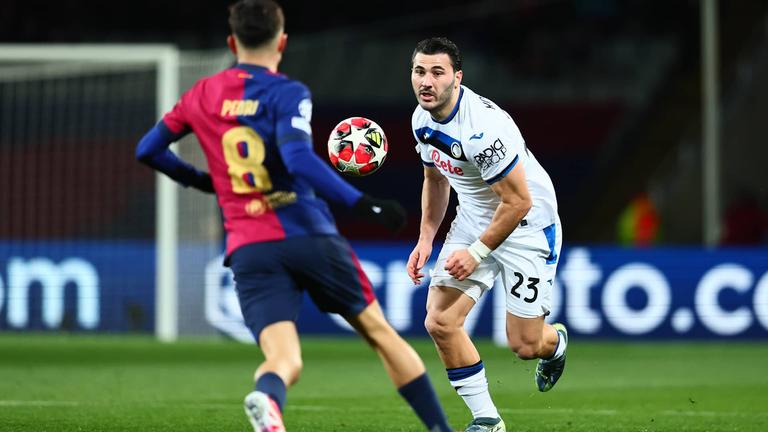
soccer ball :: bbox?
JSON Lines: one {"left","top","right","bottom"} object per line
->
{"left": 327, "top": 117, "right": 388, "bottom": 176}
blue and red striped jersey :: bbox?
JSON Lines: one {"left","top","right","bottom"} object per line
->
{"left": 157, "top": 63, "right": 357, "bottom": 256}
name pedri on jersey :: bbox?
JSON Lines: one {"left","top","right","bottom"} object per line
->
{"left": 413, "top": 85, "right": 558, "bottom": 234}
{"left": 162, "top": 64, "right": 337, "bottom": 256}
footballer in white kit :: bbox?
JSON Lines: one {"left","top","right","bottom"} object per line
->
{"left": 413, "top": 84, "right": 561, "bottom": 318}
{"left": 406, "top": 37, "right": 569, "bottom": 432}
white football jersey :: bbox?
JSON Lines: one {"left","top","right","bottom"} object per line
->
{"left": 413, "top": 85, "right": 558, "bottom": 234}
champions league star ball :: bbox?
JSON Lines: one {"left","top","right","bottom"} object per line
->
{"left": 327, "top": 117, "right": 388, "bottom": 176}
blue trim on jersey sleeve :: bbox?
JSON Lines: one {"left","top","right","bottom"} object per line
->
{"left": 543, "top": 223, "right": 558, "bottom": 264}
{"left": 432, "top": 87, "right": 464, "bottom": 125}
{"left": 136, "top": 122, "right": 208, "bottom": 188}
{"left": 414, "top": 127, "right": 467, "bottom": 161}
{"left": 279, "top": 140, "right": 363, "bottom": 207}
{"left": 485, "top": 155, "right": 519, "bottom": 185}
{"left": 421, "top": 160, "right": 435, "bottom": 167}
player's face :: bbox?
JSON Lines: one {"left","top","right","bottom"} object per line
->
{"left": 411, "top": 53, "right": 462, "bottom": 119}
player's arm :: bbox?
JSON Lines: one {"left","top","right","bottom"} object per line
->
{"left": 136, "top": 85, "right": 213, "bottom": 193}
{"left": 445, "top": 164, "right": 531, "bottom": 281}
{"left": 481, "top": 163, "right": 531, "bottom": 248}
{"left": 279, "top": 141, "right": 360, "bottom": 205}
{"left": 407, "top": 166, "right": 450, "bottom": 283}
{"left": 135, "top": 122, "right": 214, "bottom": 193}
{"left": 275, "top": 82, "right": 405, "bottom": 232}
{"left": 279, "top": 141, "right": 406, "bottom": 232}
{"left": 445, "top": 112, "right": 531, "bottom": 280}
{"left": 418, "top": 166, "right": 451, "bottom": 245}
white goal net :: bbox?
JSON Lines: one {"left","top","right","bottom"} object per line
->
{"left": 0, "top": 45, "right": 233, "bottom": 341}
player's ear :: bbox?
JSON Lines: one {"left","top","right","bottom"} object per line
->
{"left": 277, "top": 33, "right": 288, "bottom": 53}
{"left": 455, "top": 70, "right": 463, "bottom": 88}
{"left": 227, "top": 35, "right": 238, "bottom": 56}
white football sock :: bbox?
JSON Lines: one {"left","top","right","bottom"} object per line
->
{"left": 447, "top": 361, "right": 499, "bottom": 419}
{"left": 550, "top": 330, "right": 566, "bottom": 360}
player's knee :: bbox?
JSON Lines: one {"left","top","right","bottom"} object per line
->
{"left": 280, "top": 356, "right": 304, "bottom": 385}
{"left": 352, "top": 310, "right": 399, "bottom": 349}
{"left": 424, "top": 311, "right": 457, "bottom": 341}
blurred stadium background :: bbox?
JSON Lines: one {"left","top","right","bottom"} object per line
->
{"left": 1, "top": 1, "right": 767, "bottom": 431}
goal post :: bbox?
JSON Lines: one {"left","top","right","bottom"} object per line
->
{"left": 0, "top": 44, "right": 181, "bottom": 341}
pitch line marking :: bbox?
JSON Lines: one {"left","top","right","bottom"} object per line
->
{"left": 2, "top": 400, "right": 766, "bottom": 419}
{"left": 0, "top": 400, "right": 80, "bottom": 407}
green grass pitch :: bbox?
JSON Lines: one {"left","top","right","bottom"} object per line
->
{"left": 1, "top": 334, "right": 767, "bottom": 431}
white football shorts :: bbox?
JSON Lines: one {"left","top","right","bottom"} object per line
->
{"left": 429, "top": 217, "right": 562, "bottom": 318}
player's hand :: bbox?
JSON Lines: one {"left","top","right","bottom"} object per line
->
{"left": 407, "top": 241, "right": 432, "bottom": 285}
{"left": 353, "top": 194, "right": 407, "bottom": 233}
{"left": 445, "top": 249, "right": 479, "bottom": 281}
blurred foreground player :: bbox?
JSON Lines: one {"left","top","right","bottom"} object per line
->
{"left": 135, "top": 1, "right": 452, "bottom": 431}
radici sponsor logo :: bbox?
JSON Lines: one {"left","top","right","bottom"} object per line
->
{"left": 204, "top": 247, "right": 768, "bottom": 342}
{"left": 473, "top": 139, "right": 506, "bottom": 170}
{"left": 0, "top": 257, "right": 100, "bottom": 329}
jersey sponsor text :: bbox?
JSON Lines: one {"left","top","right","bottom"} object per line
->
{"left": 474, "top": 139, "right": 507, "bottom": 170}
{"left": 431, "top": 149, "right": 464, "bottom": 176}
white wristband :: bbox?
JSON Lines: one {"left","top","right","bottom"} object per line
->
{"left": 467, "top": 239, "right": 492, "bottom": 263}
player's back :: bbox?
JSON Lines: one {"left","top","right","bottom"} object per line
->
{"left": 163, "top": 63, "right": 337, "bottom": 255}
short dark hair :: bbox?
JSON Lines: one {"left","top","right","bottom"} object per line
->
{"left": 412, "top": 37, "right": 462, "bottom": 71}
{"left": 228, "top": 0, "right": 285, "bottom": 49}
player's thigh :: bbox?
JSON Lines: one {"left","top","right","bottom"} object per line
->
{"left": 258, "top": 321, "right": 301, "bottom": 363}
{"left": 344, "top": 300, "right": 398, "bottom": 345}
{"left": 425, "top": 285, "right": 478, "bottom": 328}
{"left": 229, "top": 242, "right": 303, "bottom": 343}
{"left": 429, "top": 240, "right": 499, "bottom": 304}
{"left": 287, "top": 235, "right": 375, "bottom": 318}
{"left": 496, "top": 222, "right": 562, "bottom": 320}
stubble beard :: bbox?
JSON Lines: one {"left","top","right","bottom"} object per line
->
{"left": 420, "top": 77, "right": 456, "bottom": 119}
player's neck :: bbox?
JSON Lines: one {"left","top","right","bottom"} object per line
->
{"left": 236, "top": 51, "right": 281, "bottom": 73}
